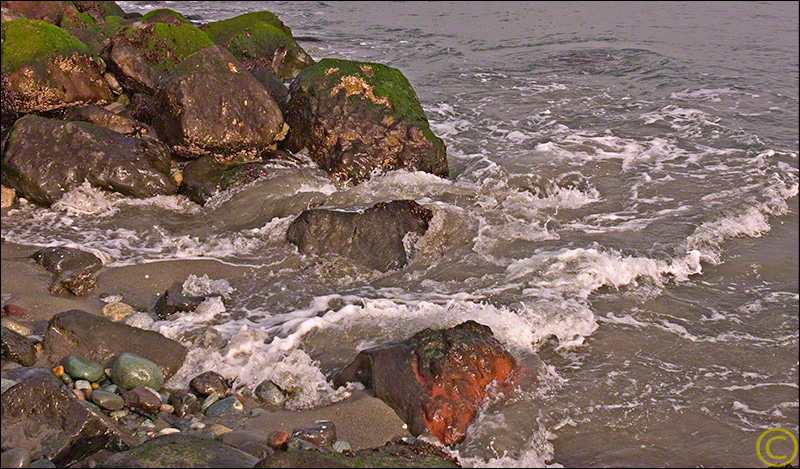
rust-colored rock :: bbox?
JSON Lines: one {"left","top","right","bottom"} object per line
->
{"left": 334, "top": 321, "right": 517, "bottom": 446}
{"left": 266, "top": 431, "right": 290, "bottom": 451}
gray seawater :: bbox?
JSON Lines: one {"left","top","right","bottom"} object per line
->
{"left": 2, "top": 1, "right": 798, "bottom": 466}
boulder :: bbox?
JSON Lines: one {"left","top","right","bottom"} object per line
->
{"left": 151, "top": 45, "right": 285, "bottom": 159}
{"left": 251, "top": 69, "right": 289, "bottom": 114}
{"left": 1, "top": 327, "right": 37, "bottom": 366}
{"left": 1, "top": 115, "right": 176, "bottom": 206}
{"left": 286, "top": 59, "right": 448, "bottom": 184}
{"left": 0, "top": 19, "right": 112, "bottom": 115}
{"left": 180, "top": 155, "right": 273, "bottom": 205}
{"left": 1, "top": 7, "right": 26, "bottom": 22}
{"left": 72, "top": 1, "right": 126, "bottom": 20}
{"left": 108, "top": 20, "right": 213, "bottom": 93}
{"left": 65, "top": 15, "right": 127, "bottom": 59}
{"left": 1, "top": 1, "right": 78, "bottom": 25}
{"left": 32, "top": 247, "right": 102, "bottom": 276}
{"left": 189, "top": 370, "right": 228, "bottom": 396}
{"left": 63, "top": 104, "right": 151, "bottom": 137}
{"left": 100, "top": 433, "right": 259, "bottom": 468}
{"left": 287, "top": 200, "right": 432, "bottom": 272}
{"left": 202, "top": 11, "right": 314, "bottom": 81}
{"left": 42, "top": 309, "right": 186, "bottom": 380}
{"left": 139, "top": 8, "right": 189, "bottom": 25}
{"left": 0, "top": 371, "right": 137, "bottom": 467}
{"left": 334, "top": 321, "right": 517, "bottom": 446}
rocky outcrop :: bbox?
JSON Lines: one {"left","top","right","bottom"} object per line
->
{"left": 151, "top": 45, "right": 285, "bottom": 159}
{"left": 0, "top": 370, "right": 138, "bottom": 467}
{"left": 286, "top": 59, "right": 448, "bottom": 184}
{"left": 42, "top": 309, "right": 186, "bottom": 380}
{"left": 335, "top": 321, "right": 518, "bottom": 446}
{"left": 202, "top": 11, "right": 313, "bottom": 81}
{"left": 287, "top": 200, "right": 432, "bottom": 272}
{"left": 101, "top": 434, "right": 259, "bottom": 468}
{"left": 1, "top": 19, "right": 112, "bottom": 116}
{"left": 1, "top": 115, "right": 175, "bottom": 206}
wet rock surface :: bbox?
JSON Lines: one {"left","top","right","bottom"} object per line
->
{"left": 335, "top": 321, "right": 518, "bottom": 445}
{"left": 189, "top": 370, "right": 229, "bottom": 396}
{"left": 1, "top": 326, "right": 37, "bottom": 366}
{"left": 63, "top": 104, "right": 150, "bottom": 137}
{"left": 287, "top": 200, "right": 433, "bottom": 272}
{"left": 100, "top": 433, "right": 259, "bottom": 468}
{"left": 32, "top": 247, "right": 102, "bottom": 276}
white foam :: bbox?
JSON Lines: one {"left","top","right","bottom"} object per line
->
{"left": 182, "top": 274, "right": 235, "bottom": 298}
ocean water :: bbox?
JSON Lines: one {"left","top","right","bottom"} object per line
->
{"left": 2, "top": 2, "right": 798, "bottom": 466}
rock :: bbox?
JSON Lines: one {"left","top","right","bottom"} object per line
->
{"left": 1, "top": 304, "right": 29, "bottom": 319}
{"left": 111, "top": 353, "right": 164, "bottom": 391}
{"left": 286, "top": 59, "right": 448, "bottom": 184}
{"left": 48, "top": 269, "right": 98, "bottom": 296}
{"left": 63, "top": 105, "right": 150, "bottom": 137}
{"left": 1, "top": 19, "right": 111, "bottom": 117}
{"left": 250, "top": 69, "right": 289, "bottom": 114}
{"left": 42, "top": 309, "right": 186, "bottom": 380}
{"left": 152, "top": 283, "right": 208, "bottom": 320}
{"left": 285, "top": 438, "right": 319, "bottom": 452}
{"left": 91, "top": 390, "right": 124, "bottom": 411}
{"left": 180, "top": 155, "right": 273, "bottom": 205}
{"left": 151, "top": 45, "right": 285, "bottom": 160}
{"left": 220, "top": 430, "right": 268, "bottom": 449}
{"left": 159, "top": 403, "right": 174, "bottom": 413}
{"left": 2, "top": 1, "right": 77, "bottom": 25}
{"left": 287, "top": 200, "right": 433, "bottom": 272}
{"left": 122, "top": 386, "right": 162, "bottom": 413}
{"left": 334, "top": 321, "right": 517, "bottom": 446}
{"left": 200, "top": 391, "right": 220, "bottom": 412}
{"left": 202, "top": 11, "right": 313, "bottom": 81}
{"left": 1, "top": 378, "right": 18, "bottom": 394}
{"left": 291, "top": 420, "right": 337, "bottom": 447}
{"left": 104, "top": 72, "right": 123, "bottom": 94}
{"left": 204, "top": 396, "right": 243, "bottom": 417}
{"left": 168, "top": 390, "right": 199, "bottom": 417}
{"left": 1, "top": 7, "right": 26, "bottom": 22}
{"left": 1, "top": 327, "right": 37, "bottom": 366}
{"left": 208, "top": 424, "right": 233, "bottom": 437}
{"left": 28, "top": 458, "right": 56, "bottom": 469}
{"left": 237, "top": 442, "right": 274, "bottom": 460}
{"left": 64, "top": 14, "right": 127, "bottom": 59}
{"left": 139, "top": 8, "right": 189, "bottom": 25}
{"left": 0, "top": 371, "right": 137, "bottom": 466}
{"left": 101, "top": 434, "right": 258, "bottom": 468}
{"left": 189, "top": 371, "right": 228, "bottom": 396}
{"left": 123, "top": 312, "right": 155, "bottom": 329}
{"left": 332, "top": 441, "right": 351, "bottom": 454}
{"left": 108, "top": 20, "right": 213, "bottom": 93}
{"left": 72, "top": 2, "right": 126, "bottom": 20}
{"left": 1, "top": 317, "right": 33, "bottom": 336}
{"left": 1, "top": 185, "right": 16, "bottom": 208}
{"left": 2, "top": 116, "right": 176, "bottom": 206}
{"left": 101, "top": 302, "right": 135, "bottom": 322}
{"left": 0, "top": 447, "right": 31, "bottom": 469}
{"left": 75, "top": 379, "right": 92, "bottom": 391}
{"left": 31, "top": 247, "right": 102, "bottom": 276}
{"left": 267, "top": 431, "right": 290, "bottom": 451}
{"left": 62, "top": 355, "right": 105, "bottom": 382}
{"left": 255, "top": 379, "right": 286, "bottom": 407}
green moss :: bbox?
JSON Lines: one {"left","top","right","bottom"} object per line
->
{"left": 60, "top": 11, "right": 96, "bottom": 29}
{"left": 1, "top": 19, "right": 90, "bottom": 74}
{"left": 297, "top": 58, "right": 445, "bottom": 155}
{"left": 140, "top": 8, "right": 190, "bottom": 24}
{"left": 122, "top": 22, "right": 212, "bottom": 71}
{"left": 203, "top": 10, "right": 292, "bottom": 45}
{"left": 225, "top": 21, "right": 302, "bottom": 62}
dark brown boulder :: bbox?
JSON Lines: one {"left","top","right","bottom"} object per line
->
{"left": 334, "top": 321, "right": 517, "bottom": 446}
{"left": 0, "top": 371, "right": 137, "bottom": 467}
{"left": 63, "top": 104, "right": 151, "bottom": 137}
{"left": 1, "top": 326, "right": 37, "bottom": 366}
{"left": 32, "top": 247, "right": 102, "bottom": 276}
{"left": 122, "top": 386, "right": 162, "bottom": 414}
{"left": 189, "top": 370, "right": 229, "bottom": 396}
{"left": 42, "top": 309, "right": 186, "bottom": 380}
{"left": 287, "top": 200, "right": 432, "bottom": 272}
{"left": 286, "top": 59, "right": 448, "bottom": 185}
{"left": 1, "top": 1, "right": 77, "bottom": 25}
{"left": 1, "top": 115, "right": 175, "bottom": 206}
{"left": 151, "top": 45, "right": 285, "bottom": 159}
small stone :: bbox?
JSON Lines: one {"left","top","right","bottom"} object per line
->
{"left": 123, "top": 312, "right": 155, "bottom": 329}
{"left": 1, "top": 378, "right": 18, "bottom": 394}
{"left": 169, "top": 390, "right": 199, "bottom": 417}
{"left": 104, "top": 72, "right": 123, "bottom": 94}
{"left": 200, "top": 391, "right": 220, "bottom": 412}
{"left": 73, "top": 389, "right": 85, "bottom": 400}
{"left": 159, "top": 403, "right": 175, "bottom": 413}
{"left": 332, "top": 440, "right": 352, "bottom": 453}
{"left": 1, "top": 304, "right": 29, "bottom": 319}
{"left": 74, "top": 380, "right": 92, "bottom": 391}
{"left": 267, "top": 431, "right": 290, "bottom": 451}
{"left": 255, "top": 379, "right": 286, "bottom": 407}
{"left": 111, "top": 352, "right": 164, "bottom": 391}
{"left": 109, "top": 409, "right": 129, "bottom": 420}
{"left": 84, "top": 387, "right": 93, "bottom": 399}
{"left": 29, "top": 459, "right": 57, "bottom": 468}
{"left": 238, "top": 442, "right": 274, "bottom": 459}
{"left": 63, "top": 355, "right": 105, "bottom": 382}
{"left": 102, "top": 384, "right": 120, "bottom": 394}
{"left": 205, "top": 396, "right": 243, "bottom": 417}
{"left": 208, "top": 423, "right": 232, "bottom": 437}
{"left": 141, "top": 419, "right": 155, "bottom": 428}
{"left": 285, "top": 437, "right": 319, "bottom": 452}
{"left": 190, "top": 421, "right": 206, "bottom": 430}
{"left": 91, "top": 389, "right": 125, "bottom": 410}
{"left": 102, "top": 302, "right": 135, "bottom": 322}
{"left": 60, "top": 373, "right": 74, "bottom": 386}
{"left": 190, "top": 371, "right": 228, "bottom": 396}
{"left": 91, "top": 382, "right": 100, "bottom": 389}
{"left": 1, "top": 317, "right": 33, "bottom": 336}
{"left": 122, "top": 386, "right": 163, "bottom": 413}
{"left": 1, "top": 185, "right": 16, "bottom": 208}
{"left": 292, "top": 420, "right": 337, "bottom": 447}
{"left": 0, "top": 447, "right": 31, "bottom": 468}
{"left": 158, "top": 427, "right": 180, "bottom": 436}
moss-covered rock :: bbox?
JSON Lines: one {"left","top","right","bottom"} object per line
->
{"left": 101, "top": 434, "right": 259, "bottom": 468}
{"left": 203, "top": 11, "right": 313, "bottom": 81}
{"left": 0, "top": 19, "right": 111, "bottom": 114}
{"left": 253, "top": 440, "right": 460, "bottom": 468}
{"left": 59, "top": 9, "right": 95, "bottom": 29}
{"left": 286, "top": 58, "right": 448, "bottom": 184}
{"left": 140, "top": 8, "right": 189, "bottom": 25}
{"left": 72, "top": 1, "right": 127, "bottom": 20}
{"left": 108, "top": 21, "right": 213, "bottom": 92}
{"left": 66, "top": 14, "right": 127, "bottom": 57}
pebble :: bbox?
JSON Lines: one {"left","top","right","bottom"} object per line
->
{"left": 204, "top": 396, "right": 244, "bottom": 417}
{"left": 52, "top": 365, "right": 65, "bottom": 377}
{"left": 74, "top": 389, "right": 85, "bottom": 400}
{"left": 190, "top": 421, "right": 206, "bottom": 430}
{"left": 60, "top": 373, "right": 74, "bottom": 386}
{"left": 0, "top": 447, "right": 31, "bottom": 468}
{"left": 1, "top": 317, "right": 33, "bottom": 336}
{"left": 332, "top": 440, "right": 352, "bottom": 453}
{"left": 1, "top": 185, "right": 16, "bottom": 209}
{"left": 102, "top": 384, "right": 120, "bottom": 395}
{"left": 29, "top": 459, "right": 56, "bottom": 468}
{"left": 122, "top": 386, "right": 163, "bottom": 414}
{"left": 255, "top": 379, "right": 286, "bottom": 407}
{"left": 91, "top": 390, "right": 125, "bottom": 411}
{"left": 159, "top": 403, "right": 175, "bottom": 414}
{"left": 101, "top": 302, "right": 135, "bottom": 322}
{"left": 109, "top": 409, "right": 129, "bottom": 420}
{"left": 208, "top": 423, "right": 232, "bottom": 437}
{"left": 123, "top": 312, "right": 155, "bottom": 329}
{"left": 103, "top": 72, "right": 123, "bottom": 94}
{"left": 169, "top": 390, "right": 200, "bottom": 417}
{"left": 63, "top": 356, "right": 105, "bottom": 382}
{"left": 286, "top": 437, "right": 319, "bottom": 452}
{"left": 292, "top": 420, "right": 337, "bottom": 447}
{"left": 74, "top": 380, "right": 92, "bottom": 391}
{"left": 1, "top": 378, "right": 18, "bottom": 394}
{"left": 111, "top": 353, "right": 164, "bottom": 391}
{"left": 200, "top": 391, "right": 220, "bottom": 412}
{"left": 190, "top": 371, "right": 228, "bottom": 396}
{"left": 1, "top": 304, "right": 29, "bottom": 319}
{"left": 267, "top": 431, "right": 290, "bottom": 451}
{"left": 158, "top": 427, "right": 180, "bottom": 436}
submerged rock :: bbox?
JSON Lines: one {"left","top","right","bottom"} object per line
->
{"left": 202, "top": 11, "right": 314, "bottom": 81}
{"left": 287, "top": 200, "right": 433, "bottom": 272}
{"left": 153, "top": 283, "right": 211, "bottom": 319}
{"left": 151, "top": 45, "right": 285, "bottom": 159}
{"left": 101, "top": 433, "right": 259, "bottom": 468}
{"left": 42, "top": 309, "right": 186, "bottom": 380}
{"left": 1, "top": 19, "right": 111, "bottom": 116}
{"left": 180, "top": 155, "right": 273, "bottom": 205}
{"left": 334, "top": 321, "right": 518, "bottom": 446}
{"left": 2, "top": 115, "right": 175, "bottom": 206}
{"left": 286, "top": 59, "right": 448, "bottom": 184}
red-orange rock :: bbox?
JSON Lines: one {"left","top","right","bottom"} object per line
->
{"left": 334, "top": 321, "right": 518, "bottom": 445}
